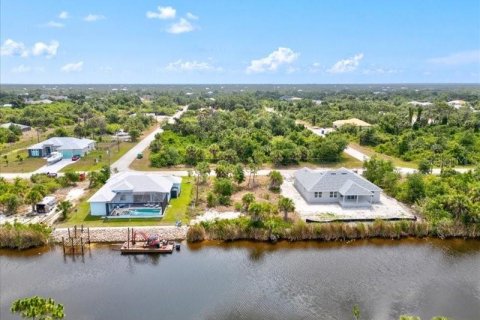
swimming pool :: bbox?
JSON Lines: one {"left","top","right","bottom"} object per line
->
{"left": 129, "top": 208, "right": 162, "bottom": 216}
{"left": 108, "top": 207, "right": 163, "bottom": 218}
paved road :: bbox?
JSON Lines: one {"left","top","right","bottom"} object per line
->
{"left": 112, "top": 105, "right": 189, "bottom": 172}
{"left": 305, "top": 124, "right": 471, "bottom": 175}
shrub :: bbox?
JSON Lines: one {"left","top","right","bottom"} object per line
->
{"left": 206, "top": 192, "right": 217, "bottom": 208}
{"left": 0, "top": 222, "right": 52, "bottom": 250}
{"left": 186, "top": 224, "right": 206, "bottom": 242}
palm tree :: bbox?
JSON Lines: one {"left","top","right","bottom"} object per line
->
{"left": 268, "top": 170, "right": 284, "bottom": 192}
{"left": 278, "top": 196, "right": 295, "bottom": 221}
{"left": 58, "top": 201, "right": 72, "bottom": 220}
{"left": 25, "top": 190, "right": 43, "bottom": 213}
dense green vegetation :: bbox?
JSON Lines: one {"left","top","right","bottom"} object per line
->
{"left": 0, "top": 222, "right": 52, "bottom": 249}
{"left": 274, "top": 89, "right": 480, "bottom": 166}
{"left": 363, "top": 157, "right": 480, "bottom": 225}
{"left": 149, "top": 108, "right": 347, "bottom": 167}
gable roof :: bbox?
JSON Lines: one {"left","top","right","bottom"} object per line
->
{"left": 28, "top": 137, "right": 95, "bottom": 150}
{"left": 294, "top": 167, "right": 382, "bottom": 193}
{"left": 88, "top": 172, "right": 177, "bottom": 203}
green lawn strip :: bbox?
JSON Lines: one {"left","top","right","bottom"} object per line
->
{"left": 0, "top": 149, "right": 46, "bottom": 173}
{"left": 58, "top": 177, "right": 193, "bottom": 227}
{"left": 162, "top": 177, "right": 193, "bottom": 224}
{"left": 61, "top": 141, "right": 135, "bottom": 172}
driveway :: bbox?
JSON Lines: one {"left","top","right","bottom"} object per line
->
{"left": 113, "top": 105, "right": 189, "bottom": 172}
{"left": 34, "top": 159, "right": 75, "bottom": 174}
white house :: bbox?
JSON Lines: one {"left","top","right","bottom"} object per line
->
{"left": 28, "top": 137, "right": 95, "bottom": 159}
{"left": 88, "top": 172, "right": 182, "bottom": 216}
{"left": 294, "top": 167, "right": 382, "bottom": 207}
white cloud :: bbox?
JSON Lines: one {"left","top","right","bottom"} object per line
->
{"left": 32, "top": 41, "right": 59, "bottom": 58}
{"left": 12, "top": 65, "right": 31, "bottom": 73}
{"left": 165, "top": 59, "right": 221, "bottom": 72}
{"left": 44, "top": 21, "right": 64, "bottom": 28}
{"left": 59, "top": 11, "right": 69, "bottom": 19}
{"left": 84, "top": 14, "right": 106, "bottom": 22}
{"left": 246, "top": 47, "right": 299, "bottom": 74}
{"left": 328, "top": 53, "right": 364, "bottom": 73}
{"left": 186, "top": 12, "right": 199, "bottom": 20}
{"left": 146, "top": 6, "right": 176, "bottom": 20}
{"left": 362, "top": 67, "right": 399, "bottom": 75}
{"left": 428, "top": 50, "right": 480, "bottom": 66}
{"left": 61, "top": 61, "right": 84, "bottom": 72}
{"left": 167, "top": 18, "right": 195, "bottom": 34}
{"left": 1, "top": 39, "right": 29, "bottom": 57}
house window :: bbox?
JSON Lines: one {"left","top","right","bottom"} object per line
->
{"left": 314, "top": 192, "right": 322, "bottom": 198}
{"left": 330, "top": 192, "right": 338, "bottom": 198}
{"left": 346, "top": 195, "right": 357, "bottom": 200}
{"left": 120, "top": 195, "right": 126, "bottom": 201}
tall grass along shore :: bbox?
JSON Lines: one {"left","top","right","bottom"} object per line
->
{"left": 187, "top": 217, "right": 480, "bottom": 242}
{"left": 0, "top": 222, "right": 52, "bottom": 250}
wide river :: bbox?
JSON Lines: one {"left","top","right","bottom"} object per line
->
{"left": 1, "top": 239, "right": 479, "bottom": 320}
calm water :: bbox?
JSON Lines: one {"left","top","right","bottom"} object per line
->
{"left": 1, "top": 239, "right": 479, "bottom": 320}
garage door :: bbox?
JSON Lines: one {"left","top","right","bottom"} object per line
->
{"left": 61, "top": 150, "right": 73, "bottom": 158}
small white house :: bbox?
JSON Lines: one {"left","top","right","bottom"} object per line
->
{"left": 294, "top": 167, "right": 382, "bottom": 207}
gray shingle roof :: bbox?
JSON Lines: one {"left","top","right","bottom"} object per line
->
{"left": 294, "top": 167, "right": 382, "bottom": 193}
{"left": 28, "top": 137, "right": 95, "bottom": 150}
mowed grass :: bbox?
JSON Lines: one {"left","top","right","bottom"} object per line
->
{"left": 61, "top": 141, "right": 135, "bottom": 172}
{"left": 0, "top": 149, "right": 46, "bottom": 173}
{"left": 58, "top": 177, "right": 193, "bottom": 227}
{"left": 61, "top": 123, "right": 160, "bottom": 172}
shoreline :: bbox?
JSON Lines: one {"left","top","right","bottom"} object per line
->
{"left": 51, "top": 226, "right": 188, "bottom": 243}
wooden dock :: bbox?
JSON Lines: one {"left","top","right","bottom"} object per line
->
{"left": 62, "top": 225, "right": 90, "bottom": 255}
{"left": 120, "top": 241, "right": 174, "bottom": 254}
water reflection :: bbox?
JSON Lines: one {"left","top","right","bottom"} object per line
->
{"left": 1, "top": 239, "right": 479, "bottom": 320}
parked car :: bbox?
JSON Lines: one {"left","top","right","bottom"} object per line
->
{"left": 72, "top": 155, "right": 81, "bottom": 161}
{"left": 45, "top": 172, "right": 57, "bottom": 178}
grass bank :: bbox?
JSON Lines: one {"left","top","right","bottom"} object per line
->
{"left": 187, "top": 217, "right": 480, "bottom": 242}
{"left": 0, "top": 222, "right": 52, "bottom": 250}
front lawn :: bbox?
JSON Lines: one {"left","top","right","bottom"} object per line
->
{"left": 0, "top": 149, "right": 46, "bottom": 173}
{"left": 58, "top": 177, "right": 193, "bottom": 227}
{"left": 61, "top": 141, "right": 135, "bottom": 172}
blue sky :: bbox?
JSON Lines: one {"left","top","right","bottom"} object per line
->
{"left": 1, "top": 0, "right": 479, "bottom": 84}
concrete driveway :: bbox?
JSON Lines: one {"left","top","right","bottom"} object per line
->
{"left": 113, "top": 105, "right": 189, "bottom": 172}
{"left": 34, "top": 159, "right": 75, "bottom": 174}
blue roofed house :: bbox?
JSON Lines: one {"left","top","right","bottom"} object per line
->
{"left": 88, "top": 172, "right": 182, "bottom": 217}
{"left": 294, "top": 167, "right": 382, "bottom": 207}
{"left": 27, "top": 137, "right": 96, "bottom": 158}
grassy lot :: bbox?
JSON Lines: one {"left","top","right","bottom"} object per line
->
{"left": 0, "top": 149, "right": 45, "bottom": 173}
{"left": 0, "top": 128, "right": 54, "bottom": 156}
{"left": 129, "top": 146, "right": 153, "bottom": 171}
{"left": 61, "top": 141, "right": 135, "bottom": 172}
{"left": 61, "top": 124, "right": 160, "bottom": 172}
{"left": 58, "top": 177, "right": 193, "bottom": 227}
{"left": 349, "top": 143, "right": 419, "bottom": 168}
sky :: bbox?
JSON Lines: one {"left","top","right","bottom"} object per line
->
{"left": 1, "top": 0, "right": 480, "bottom": 84}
